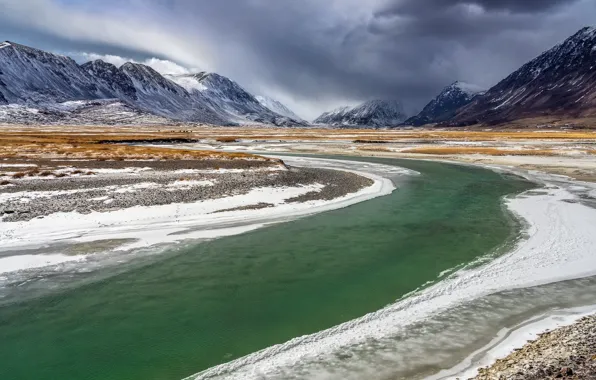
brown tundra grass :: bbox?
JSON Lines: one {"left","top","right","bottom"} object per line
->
{"left": 401, "top": 147, "right": 560, "bottom": 156}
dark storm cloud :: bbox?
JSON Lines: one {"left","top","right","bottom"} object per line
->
{"left": 0, "top": 0, "right": 593, "bottom": 118}
{"left": 376, "top": 0, "right": 578, "bottom": 16}
{"left": 165, "top": 0, "right": 590, "bottom": 117}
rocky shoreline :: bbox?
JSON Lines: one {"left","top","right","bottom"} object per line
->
{"left": 0, "top": 159, "right": 373, "bottom": 222}
{"left": 471, "top": 315, "right": 596, "bottom": 380}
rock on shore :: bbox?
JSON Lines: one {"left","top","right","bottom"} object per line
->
{"left": 472, "top": 315, "right": 596, "bottom": 380}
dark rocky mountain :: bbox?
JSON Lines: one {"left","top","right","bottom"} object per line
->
{"left": 451, "top": 26, "right": 596, "bottom": 125}
{"left": 314, "top": 100, "right": 408, "bottom": 128}
{"left": 0, "top": 41, "right": 115, "bottom": 104}
{"left": 165, "top": 72, "right": 306, "bottom": 126}
{"left": 81, "top": 60, "right": 137, "bottom": 100}
{"left": 405, "top": 81, "right": 484, "bottom": 126}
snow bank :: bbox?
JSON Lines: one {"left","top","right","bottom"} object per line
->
{"left": 0, "top": 158, "right": 403, "bottom": 271}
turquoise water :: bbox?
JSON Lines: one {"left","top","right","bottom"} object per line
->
{"left": 0, "top": 158, "right": 534, "bottom": 380}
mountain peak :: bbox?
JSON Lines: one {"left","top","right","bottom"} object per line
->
{"left": 255, "top": 95, "right": 304, "bottom": 121}
{"left": 314, "top": 99, "right": 407, "bottom": 128}
{"left": 405, "top": 81, "right": 484, "bottom": 126}
{"left": 449, "top": 81, "right": 485, "bottom": 95}
{"left": 451, "top": 25, "right": 596, "bottom": 125}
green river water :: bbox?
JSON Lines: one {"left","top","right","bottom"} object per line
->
{"left": 0, "top": 158, "right": 534, "bottom": 380}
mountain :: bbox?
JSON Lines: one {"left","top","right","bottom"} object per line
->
{"left": 0, "top": 100, "right": 175, "bottom": 126}
{"left": 81, "top": 60, "right": 137, "bottom": 100}
{"left": 165, "top": 73, "right": 306, "bottom": 126}
{"left": 0, "top": 41, "right": 305, "bottom": 126}
{"left": 451, "top": 26, "right": 596, "bottom": 125}
{"left": 0, "top": 41, "right": 115, "bottom": 104}
{"left": 119, "top": 64, "right": 228, "bottom": 125}
{"left": 405, "top": 81, "right": 485, "bottom": 126}
{"left": 255, "top": 95, "right": 304, "bottom": 121}
{"left": 314, "top": 100, "right": 408, "bottom": 128}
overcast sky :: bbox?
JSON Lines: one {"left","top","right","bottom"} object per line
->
{"left": 0, "top": 0, "right": 594, "bottom": 120}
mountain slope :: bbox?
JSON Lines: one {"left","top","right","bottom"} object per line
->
{"left": 119, "top": 63, "right": 228, "bottom": 125}
{"left": 451, "top": 27, "right": 596, "bottom": 125}
{"left": 405, "top": 81, "right": 484, "bottom": 126}
{"left": 0, "top": 41, "right": 115, "bottom": 104}
{"left": 255, "top": 95, "right": 304, "bottom": 121}
{"left": 166, "top": 73, "right": 305, "bottom": 126}
{"left": 0, "top": 41, "right": 306, "bottom": 126}
{"left": 81, "top": 60, "right": 137, "bottom": 100}
{"left": 0, "top": 100, "right": 174, "bottom": 126}
{"left": 314, "top": 100, "right": 408, "bottom": 128}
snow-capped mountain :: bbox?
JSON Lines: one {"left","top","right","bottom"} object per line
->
{"left": 0, "top": 41, "right": 305, "bottom": 126}
{"left": 451, "top": 26, "right": 596, "bottom": 125}
{"left": 255, "top": 95, "right": 304, "bottom": 121}
{"left": 314, "top": 100, "right": 408, "bottom": 128}
{"left": 120, "top": 64, "right": 228, "bottom": 125}
{"left": 165, "top": 73, "right": 306, "bottom": 126}
{"left": 405, "top": 81, "right": 485, "bottom": 126}
{"left": 0, "top": 41, "right": 116, "bottom": 104}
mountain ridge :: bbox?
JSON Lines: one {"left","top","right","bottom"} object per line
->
{"left": 314, "top": 99, "right": 408, "bottom": 128}
{"left": 450, "top": 26, "right": 596, "bottom": 125}
{"left": 405, "top": 81, "right": 485, "bottom": 126}
{"left": 0, "top": 41, "right": 304, "bottom": 126}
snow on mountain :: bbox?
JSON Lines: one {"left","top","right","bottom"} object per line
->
{"left": 452, "top": 26, "right": 596, "bottom": 125}
{"left": 119, "top": 63, "right": 228, "bottom": 125}
{"left": 255, "top": 95, "right": 304, "bottom": 121}
{"left": 81, "top": 60, "right": 137, "bottom": 100}
{"left": 0, "top": 41, "right": 115, "bottom": 104}
{"left": 0, "top": 41, "right": 306, "bottom": 126}
{"left": 314, "top": 100, "right": 408, "bottom": 128}
{"left": 0, "top": 100, "right": 174, "bottom": 126}
{"left": 165, "top": 73, "right": 306, "bottom": 126}
{"left": 405, "top": 81, "right": 485, "bottom": 126}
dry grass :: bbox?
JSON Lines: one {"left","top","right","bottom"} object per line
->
{"left": 215, "top": 137, "right": 238, "bottom": 143}
{"left": 1, "top": 124, "right": 594, "bottom": 164}
{"left": 11, "top": 171, "right": 26, "bottom": 179}
{"left": 357, "top": 146, "right": 392, "bottom": 153}
{"left": 0, "top": 129, "right": 275, "bottom": 163}
{"left": 401, "top": 147, "right": 560, "bottom": 156}
{"left": 353, "top": 139, "right": 390, "bottom": 144}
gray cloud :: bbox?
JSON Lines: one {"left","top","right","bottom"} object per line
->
{"left": 0, "top": 0, "right": 594, "bottom": 119}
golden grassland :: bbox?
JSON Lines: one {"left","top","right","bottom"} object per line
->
{"left": 3, "top": 124, "right": 596, "bottom": 141}
{"left": 1, "top": 124, "right": 595, "bottom": 161}
{"left": 400, "top": 147, "right": 564, "bottom": 156}
{"left": 0, "top": 128, "right": 273, "bottom": 161}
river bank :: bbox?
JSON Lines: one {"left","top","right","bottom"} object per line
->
{"left": 471, "top": 314, "right": 596, "bottom": 380}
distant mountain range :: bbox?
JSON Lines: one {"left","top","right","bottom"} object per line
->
{"left": 313, "top": 100, "right": 408, "bottom": 128}
{"left": 0, "top": 41, "right": 305, "bottom": 126}
{"left": 314, "top": 26, "right": 596, "bottom": 128}
{"left": 2, "top": 26, "right": 596, "bottom": 128}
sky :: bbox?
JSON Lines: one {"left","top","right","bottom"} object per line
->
{"left": 0, "top": 0, "right": 594, "bottom": 120}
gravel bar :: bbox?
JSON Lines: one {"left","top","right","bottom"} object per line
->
{"left": 0, "top": 160, "right": 373, "bottom": 222}
{"left": 472, "top": 315, "right": 596, "bottom": 380}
